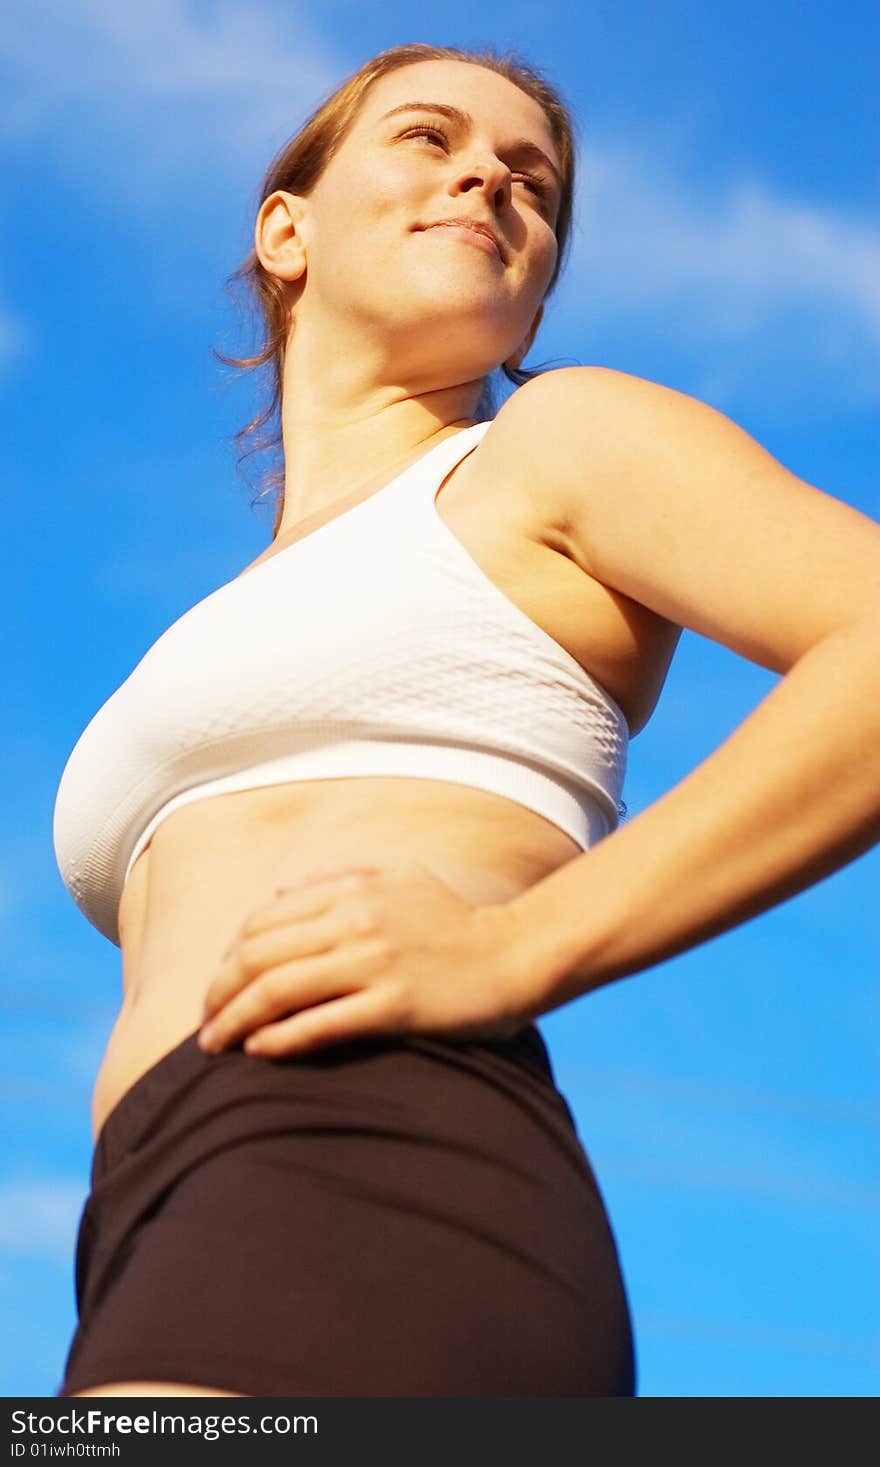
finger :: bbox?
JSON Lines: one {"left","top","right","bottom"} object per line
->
{"left": 277, "top": 865, "right": 382, "bottom": 889}
{"left": 234, "top": 868, "right": 379, "bottom": 942}
{"left": 199, "top": 951, "right": 359, "bottom": 1052}
{"left": 242, "top": 986, "right": 402, "bottom": 1058}
{"left": 203, "top": 908, "right": 344, "bottom": 1019}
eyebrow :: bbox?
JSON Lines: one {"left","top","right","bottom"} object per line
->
{"left": 377, "top": 101, "right": 563, "bottom": 191}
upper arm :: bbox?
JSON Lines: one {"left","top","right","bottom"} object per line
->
{"left": 499, "top": 367, "right": 880, "bottom": 675}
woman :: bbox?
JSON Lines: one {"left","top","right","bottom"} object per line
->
{"left": 52, "top": 42, "right": 880, "bottom": 1398}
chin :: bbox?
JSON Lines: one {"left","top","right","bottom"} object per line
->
{"left": 406, "top": 276, "right": 521, "bottom": 343}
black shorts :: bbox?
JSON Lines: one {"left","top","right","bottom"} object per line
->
{"left": 58, "top": 1023, "right": 636, "bottom": 1396}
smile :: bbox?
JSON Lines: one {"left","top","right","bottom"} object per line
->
{"left": 421, "top": 221, "right": 503, "bottom": 261}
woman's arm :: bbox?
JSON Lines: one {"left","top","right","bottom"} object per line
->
{"left": 492, "top": 368, "right": 880, "bottom": 1010}
{"left": 509, "top": 612, "right": 880, "bottom": 1007}
{"left": 198, "top": 366, "right": 879, "bottom": 1058}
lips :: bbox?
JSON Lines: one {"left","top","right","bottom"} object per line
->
{"left": 419, "top": 218, "right": 505, "bottom": 262}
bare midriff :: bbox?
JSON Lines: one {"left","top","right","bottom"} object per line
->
{"left": 93, "top": 779, "right": 584, "bottom": 1141}
{"left": 90, "top": 437, "right": 680, "bottom": 1145}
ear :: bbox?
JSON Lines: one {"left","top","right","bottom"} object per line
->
{"left": 505, "top": 303, "right": 545, "bottom": 372}
{"left": 254, "top": 190, "right": 309, "bottom": 284}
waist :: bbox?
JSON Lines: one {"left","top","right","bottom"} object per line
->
{"left": 101, "top": 780, "right": 585, "bottom": 1139}
{"left": 124, "top": 737, "right": 620, "bottom": 890}
{"left": 121, "top": 774, "right": 587, "bottom": 968}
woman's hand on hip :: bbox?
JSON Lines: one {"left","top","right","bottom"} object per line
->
{"left": 197, "top": 861, "right": 536, "bottom": 1058}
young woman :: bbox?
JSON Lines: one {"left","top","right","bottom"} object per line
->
{"left": 53, "top": 42, "right": 880, "bottom": 1398}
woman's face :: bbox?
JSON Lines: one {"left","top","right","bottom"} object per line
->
{"left": 286, "top": 59, "right": 563, "bottom": 381}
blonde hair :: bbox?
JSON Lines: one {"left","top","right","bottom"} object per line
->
{"left": 214, "top": 42, "right": 578, "bottom": 536}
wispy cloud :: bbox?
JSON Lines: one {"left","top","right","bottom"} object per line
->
{"left": 0, "top": 0, "right": 344, "bottom": 376}
{"left": 639, "top": 1310, "right": 880, "bottom": 1365}
{"left": 0, "top": 300, "right": 31, "bottom": 381}
{"left": 0, "top": 872, "right": 17, "bottom": 928}
{"left": 556, "top": 1058, "right": 880, "bottom": 1211}
{"left": 0, "top": 0, "right": 343, "bottom": 201}
{"left": 561, "top": 1060, "right": 880, "bottom": 1130}
{"left": 0, "top": 1179, "right": 86, "bottom": 1261}
{"left": 556, "top": 140, "right": 880, "bottom": 410}
{"left": 573, "top": 143, "right": 880, "bottom": 333}
{"left": 2, "top": 2, "right": 875, "bottom": 411}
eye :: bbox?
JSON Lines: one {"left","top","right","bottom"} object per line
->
{"left": 399, "top": 123, "right": 451, "bottom": 149}
{"left": 515, "top": 173, "right": 552, "bottom": 208}
{"left": 513, "top": 173, "right": 554, "bottom": 215}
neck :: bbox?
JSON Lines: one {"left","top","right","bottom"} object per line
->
{"left": 273, "top": 315, "right": 489, "bottom": 542}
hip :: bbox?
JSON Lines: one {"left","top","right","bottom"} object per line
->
{"left": 82, "top": 1021, "right": 624, "bottom": 1315}
{"left": 66, "top": 1022, "right": 636, "bottom": 1396}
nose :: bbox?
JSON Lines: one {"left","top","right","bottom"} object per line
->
{"left": 449, "top": 155, "right": 512, "bottom": 211}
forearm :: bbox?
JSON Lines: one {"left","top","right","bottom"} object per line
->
{"left": 509, "top": 615, "right": 880, "bottom": 1011}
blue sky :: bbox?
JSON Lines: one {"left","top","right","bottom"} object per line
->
{"left": 2, "top": 0, "right": 878, "bottom": 1399}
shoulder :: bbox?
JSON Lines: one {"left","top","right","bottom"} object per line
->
{"left": 480, "top": 365, "right": 880, "bottom": 670}
{"left": 477, "top": 361, "right": 720, "bottom": 575}
{"left": 489, "top": 361, "right": 718, "bottom": 424}
{"left": 478, "top": 365, "right": 707, "bottom": 546}
{"left": 481, "top": 363, "right": 725, "bottom": 501}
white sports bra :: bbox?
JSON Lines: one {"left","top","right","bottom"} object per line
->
{"left": 53, "top": 422, "right": 629, "bottom": 945}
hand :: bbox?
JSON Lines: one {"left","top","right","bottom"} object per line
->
{"left": 197, "top": 860, "right": 536, "bottom": 1058}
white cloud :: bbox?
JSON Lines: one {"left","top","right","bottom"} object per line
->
{"left": 574, "top": 146, "right": 880, "bottom": 330}
{"left": 0, "top": 0, "right": 343, "bottom": 203}
{"left": 0, "top": 0, "right": 342, "bottom": 374}
{"left": 2, "top": 2, "right": 876, "bottom": 411}
{"left": 554, "top": 140, "right": 880, "bottom": 410}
